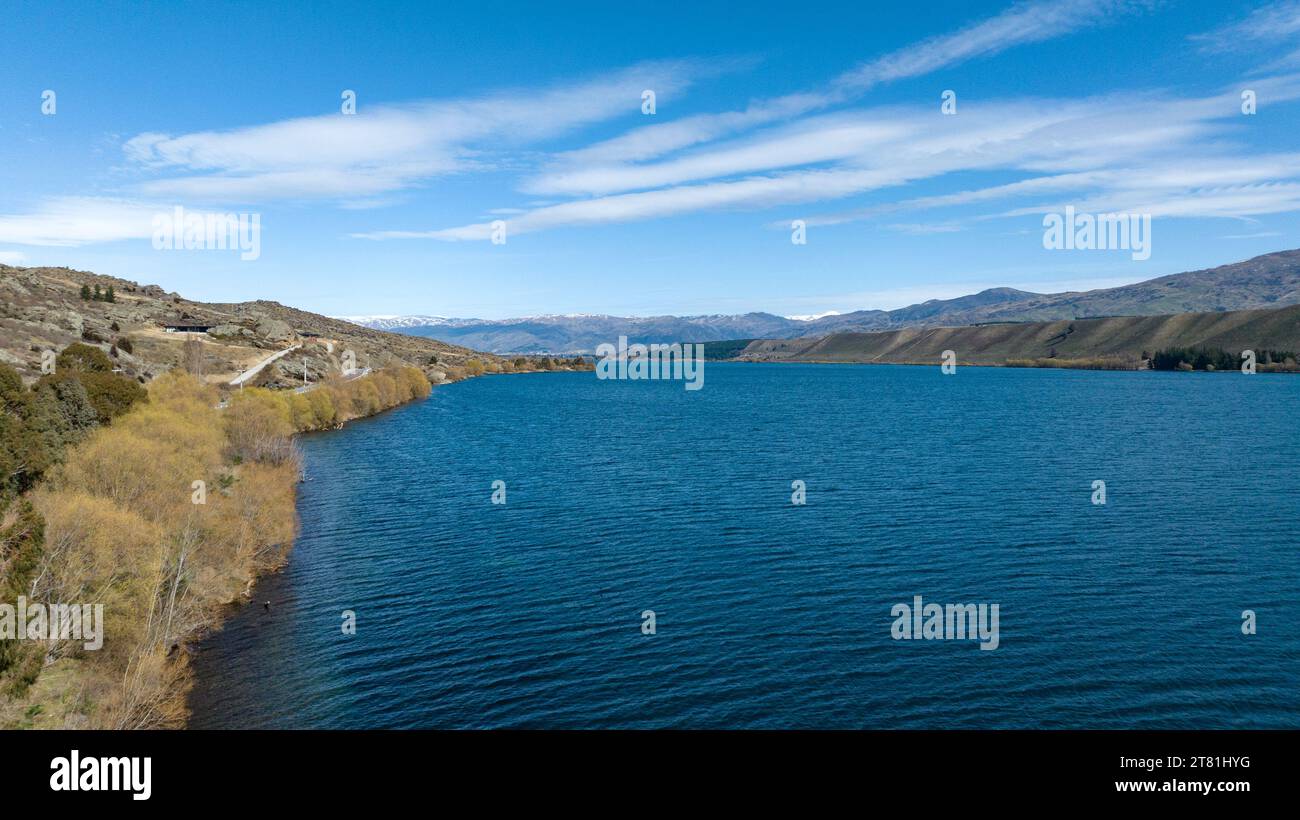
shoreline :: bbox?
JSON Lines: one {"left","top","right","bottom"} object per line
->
{"left": 728, "top": 357, "right": 1300, "bottom": 373}
{"left": 180, "top": 366, "right": 589, "bottom": 727}
{"left": 180, "top": 372, "right": 457, "bottom": 728}
{"left": 2, "top": 364, "right": 552, "bottom": 728}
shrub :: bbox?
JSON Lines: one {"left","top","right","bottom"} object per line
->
{"left": 305, "top": 389, "right": 335, "bottom": 428}
{"left": 75, "top": 371, "right": 148, "bottom": 424}
{"left": 225, "top": 388, "right": 295, "bottom": 465}
{"left": 57, "top": 343, "right": 112, "bottom": 373}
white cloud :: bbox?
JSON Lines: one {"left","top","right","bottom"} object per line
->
{"left": 1220, "top": 230, "right": 1283, "bottom": 239}
{"left": 886, "top": 223, "right": 964, "bottom": 235}
{"left": 831, "top": 0, "right": 1151, "bottom": 91}
{"left": 9, "top": 0, "right": 1299, "bottom": 255}
{"left": 123, "top": 60, "right": 709, "bottom": 202}
{"left": 0, "top": 197, "right": 265, "bottom": 247}
{"left": 528, "top": 113, "right": 915, "bottom": 196}
{"left": 399, "top": 78, "right": 1300, "bottom": 240}
{"left": 0, "top": 197, "right": 161, "bottom": 246}
{"left": 546, "top": 0, "right": 1146, "bottom": 169}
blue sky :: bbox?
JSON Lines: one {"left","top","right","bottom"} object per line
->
{"left": 2, "top": 0, "right": 1299, "bottom": 319}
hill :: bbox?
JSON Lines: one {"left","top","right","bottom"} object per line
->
{"left": 0, "top": 264, "right": 504, "bottom": 387}
{"left": 736, "top": 303, "right": 1300, "bottom": 367}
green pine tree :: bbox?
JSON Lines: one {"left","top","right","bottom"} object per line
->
{"left": 80, "top": 284, "right": 91, "bottom": 300}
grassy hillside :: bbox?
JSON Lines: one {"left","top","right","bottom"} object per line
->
{"left": 737, "top": 303, "right": 1300, "bottom": 366}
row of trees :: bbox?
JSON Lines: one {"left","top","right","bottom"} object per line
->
{"left": 225, "top": 366, "right": 432, "bottom": 465}
{"left": 17, "top": 372, "right": 299, "bottom": 727}
{"left": 445, "top": 355, "right": 589, "bottom": 380}
{"left": 1150, "top": 347, "right": 1299, "bottom": 371}
{"left": 1, "top": 344, "right": 148, "bottom": 701}
{"left": 79, "top": 284, "right": 116, "bottom": 302}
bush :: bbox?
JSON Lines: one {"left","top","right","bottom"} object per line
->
{"left": 75, "top": 371, "right": 148, "bottom": 424}
{"left": 305, "top": 389, "right": 335, "bottom": 427}
{"left": 225, "top": 389, "right": 295, "bottom": 465}
{"left": 57, "top": 343, "right": 113, "bottom": 373}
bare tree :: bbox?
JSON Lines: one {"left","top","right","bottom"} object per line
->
{"left": 182, "top": 334, "right": 205, "bottom": 377}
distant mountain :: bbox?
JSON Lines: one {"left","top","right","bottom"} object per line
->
{"left": 342, "top": 249, "right": 1300, "bottom": 353}
{"left": 348, "top": 312, "right": 805, "bottom": 354}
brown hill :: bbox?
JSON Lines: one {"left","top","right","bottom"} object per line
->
{"left": 737, "top": 303, "right": 1300, "bottom": 366}
{"left": 0, "top": 264, "right": 500, "bottom": 386}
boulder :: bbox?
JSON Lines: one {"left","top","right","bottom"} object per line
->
{"left": 255, "top": 318, "right": 294, "bottom": 343}
{"left": 209, "top": 323, "right": 253, "bottom": 340}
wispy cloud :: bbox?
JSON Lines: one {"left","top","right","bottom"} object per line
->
{"left": 6, "top": 0, "right": 1297, "bottom": 255}
{"left": 1220, "top": 230, "right": 1284, "bottom": 239}
{"left": 546, "top": 0, "right": 1148, "bottom": 172}
{"left": 1193, "top": 0, "right": 1300, "bottom": 68}
{"left": 0, "top": 197, "right": 263, "bottom": 247}
{"left": 886, "top": 223, "right": 964, "bottom": 235}
{"left": 831, "top": 0, "right": 1153, "bottom": 91}
{"left": 396, "top": 76, "right": 1300, "bottom": 241}
{"left": 123, "top": 60, "right": 711, "bottom": 203}
{"left": 0, "top": 197, "right": 161, "bottom": 246}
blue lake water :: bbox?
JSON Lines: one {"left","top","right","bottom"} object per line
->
{"left": 188, "top": 363, "right": 1300, "bottom": 728}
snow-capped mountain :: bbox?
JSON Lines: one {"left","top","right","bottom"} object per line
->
{"left": 339, "top": 315, "right": 481, "bottom": 330}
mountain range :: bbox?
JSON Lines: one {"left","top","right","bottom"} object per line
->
{"left": 345, "top": 249, "right": 1300, "bottom": 353}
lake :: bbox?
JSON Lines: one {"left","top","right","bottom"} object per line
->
{"left": 188, "top": 363, "right": 1300, "bottom": 728}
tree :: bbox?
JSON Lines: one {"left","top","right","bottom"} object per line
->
{"left": 45, "top": 346, "right": 147, "bottom": 423}
{"left": 92, "top": 284, "right": 102, "bottom": 301}
{"left": 30, "top": 373, "right": 99, "bottom": 457}
{"left": 182, "top": 335, "right": 204, "bottom": 376}
{"left": 80, "top": 284, "right": 91, "bottom": 300}
{"left": 0, "top": 364, "right": 26, "bottom": 414}
{"left": 0, "top": 410, "right": 49, "bottom": 498}
{"left": 0, "top": 499, "right": 46, "bottom": 692}
{"left": 0, "top": 364, "right": 50, "bottom": 497}
{"left": 105, "top": 286, "right": 116, "bottom": 303}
